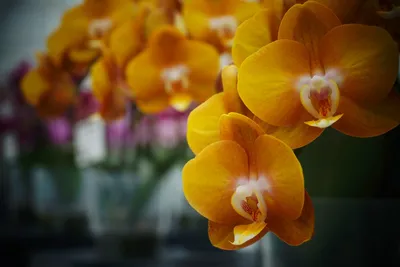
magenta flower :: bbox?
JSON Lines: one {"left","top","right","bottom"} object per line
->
{"left": 153, "top": 117, "right": 182, "bottom": 148}
{"left": 0, "top": 61, "right": 41, "bottom": 152}
{"left": 106, "top": 115, "right": 131, "bottom": 150}
{"left": 151, "top": 106, "right": 193, "bottom": 148}
{"left": 130, "top": 116, "right": 153, "bottom": 147}
{"left": 45, "top": 117, "right": 72, "bottom": 145}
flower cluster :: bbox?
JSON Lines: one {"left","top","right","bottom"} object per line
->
{"left": 21, "top": 0, "right": 263, "bottom": 120}
{"left": 183, "top": 0, "right": 400, "bottom": 250}
{"left": 19, "top": 0, "right": 400, "bottom": 250}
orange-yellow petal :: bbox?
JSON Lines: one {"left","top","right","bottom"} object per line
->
{"left": 333, "top": 92, "right": 400, "bottom": 137}
{"left": 187, "top": 93, "right": 227, "bottom": 155}
{"left": 61, "top": 5, "right": 89, "bottom": 29}
{"left": 278, "top": 1, "right": 340, "bottom": 71}
{"left": 144, "top": 5, "right": 172, "bottom": 38}
{"left": 255, "top": 117, "right": 324, "bottom": 149}
{"left": 219, "top": 112, "right": 265, "bottom": 171}
{"left": 238, "top": 39, "right": 311, "bottom": 126}
{"left": 109, "top": 19, "right": 145, "bottom": 68}
{"left": 91, "top": 59, "right": 127, "bottom": 120}
{"left": 182, "top": 1, "right": 210, "bottom": 41}
{"left": 232, "top": 8, "right": 280, "bottom": 66}
{"left": 125, "top": 50, "right": 165, "bottom": 99}
{"left": 182, "top": 140, "right": 250, "bottom": 225}
{"left": 268, "top": 191, "right": 314, "bottom": 246}
{"left": 47, "top": 25, "right": 90, "bottom": 66}
{"left": 208, "top": 220, "right": 269, "bottom": 250}
{"left": 99, "top": 89, "right": 127, "bottom": 121}
{"left": 109, "top": 0, "right": 140, "bottom": 26}
{"left": 255, "top": 134, "right": 304, "bottom": 220}
{"left": 91, "top": 59, "right": 112, "bottom": 101}
{"left": 21, "top": 69, "right": 49, "bottom": 106}
{"left": 234, "top": 0, "right": 262, "bottom": 24}
{"left": 183, "top": 40, "right": 220, "bottom": 102}
{"left": 136, "top": 96, "right": 170, "bottom": 114}
{"left": 68, "top": 48, "right": 98, "bottom": 63}
{"left": 221, "top": 65, "right": 244, "bottom": 113}
{"left": 319, "top": 24, "right": 399, "bottom": 104}
{"left": 148, "top": 26, "right": 187, "bottom": 65}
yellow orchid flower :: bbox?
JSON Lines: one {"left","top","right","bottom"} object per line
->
{"left": 21, "top": 53, "right": 76, "bottom": 118}
{"left": 182, "top": 0, "right": 261, "bottom": 52}
{"left": 238, "top": 2, "right": 400, "bottom": 138}
{"left": 109, "top": 0, "right": 186, "bottom": 69}
{"left": 232, "top": 8, "right": 280, "bottom": 67}
{"left": 187, "top": 9, "right": 322, "bottom": 154}
{"left": 108, "top": 5, "right": 151, "bottom": 69}
{"left": 183, "top": 112, "right": 314, "bottom": 250}
{"left": 187, "top": 64, "right": 323, "bottom": 155}
{"left": 138, "top": 0, "right": 186, "bottom": 41}
{"left": 91, "top": 45, "right": 131, "bottom": 122}
{"left": 125, "top": 25, "right": 220, "bottom": 113}
{"left": 47, "top": 24, "right": 99, "bottom": 77}
{"left": 61, "top": 0, "right": 138, "bottom": 46}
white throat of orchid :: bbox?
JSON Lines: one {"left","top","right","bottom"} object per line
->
{"left": 231, "top": 177, "right": 269, "bottom": 223}
{"left": 161, "top": 64, "right": 190, "bottom": 94}
{"left": 297, "top": 70, "right": 344, "bottom": 128}
{"left": 220, "top": 52, "right": 233, "bottom": 70}
{"left": 88, "top": 18, "right": 113, "bottom": 40}
{"left": 209, "top": 16, "right": 237, "bottom": 48}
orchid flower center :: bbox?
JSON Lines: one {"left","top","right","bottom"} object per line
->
{"left": 161, "top": 64, "right": 190, "bottom": 95}
{"left": 231, "top": 178, "right": 268, "bottom": 223}
{"left": 88, "top": 18, "right": 113, "bottom": 39}
{"left": 209, "top": 16, "right": 237, "bottom": 48}
{"left": 297, "top": 70, "right": 343, "bottom": 128}
{"left": 220, "top": 52, "right": 233, "bottom": 69}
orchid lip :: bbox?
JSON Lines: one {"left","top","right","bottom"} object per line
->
{"left": 161, "top": 64, "right": 190, "bottom": 94}
{"left": 297, "top": 70, "right": 343, "bottom": 128}
{"left": 88, "top": 18, "right": 113, "bottom": 38}
{"left": 231, "top": 177, "right": 269, "bottom": 222}
{"left": 209, "top": 15, "right": 237, "bottom": 47}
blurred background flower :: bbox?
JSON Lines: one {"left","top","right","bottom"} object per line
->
{"left": 45, "top": 117, "right": 72, "bottom": 146}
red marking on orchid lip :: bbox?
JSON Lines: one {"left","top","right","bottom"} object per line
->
{"left": 309, "top": 87, "right": 332, "bottom": 117}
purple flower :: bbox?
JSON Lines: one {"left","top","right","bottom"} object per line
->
{"left": 0, "top": 61, "right": 40, "bottom": 152}
{"left": 106, "top": 115, "right": 131, "bottom": 150}
{"left": 150, "top": 106, "right": 193, "bottom": 148}
{"left": 45, "top": 117, "right": 72, "bottom": 145}
{"left": 130, "top": 116, "right": 153, "bottom": 147}
{"left": 153, "top": 117, "right": 182, "bottom": 148}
